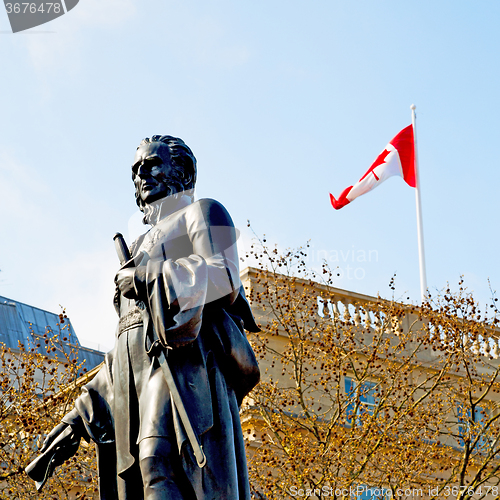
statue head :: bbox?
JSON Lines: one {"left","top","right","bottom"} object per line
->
{"left": 132, "top": 135, "right": 197, "bottom": 221}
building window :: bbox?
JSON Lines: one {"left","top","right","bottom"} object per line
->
{"left": 457, "top": 404, "right": 490, "bottom": 449}
{"left": 345, "top": 377, "right": 378, "bottom": 426}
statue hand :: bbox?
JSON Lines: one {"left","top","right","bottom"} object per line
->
{"left": 27, "top": 414, "right": 84, "bottom": 489}
{"left": 115, "top": 266, "right": 146, "bottom": 299}
{"left": 39, "top": 422, "right": 68, "bottom": 453}
{"left": 39, "top": 423, "right": 81, "bottom": 468}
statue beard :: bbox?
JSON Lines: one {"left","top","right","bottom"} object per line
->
{"left": 140, "top": 174, "right": 190, "bottom": 226}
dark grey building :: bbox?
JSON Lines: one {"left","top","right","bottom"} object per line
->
{"left": 0, "top": 295, "right": 105, "bottom": 371}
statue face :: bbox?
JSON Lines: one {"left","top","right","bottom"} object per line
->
{"left": 132, "top": 142, "right": 176, "bottom": 205}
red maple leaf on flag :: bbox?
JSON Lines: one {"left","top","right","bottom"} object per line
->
{"left": 359, "top": 148, "right": 390, "bottom": 182}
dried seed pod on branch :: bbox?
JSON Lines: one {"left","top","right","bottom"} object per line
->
{"left": 242, "top": 238, "right": 500, "bottom": 500}
{"left": 0, "top": 318, "right": 98, "bottom": 499}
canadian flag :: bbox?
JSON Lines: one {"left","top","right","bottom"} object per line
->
{"left": 330, "top": 125, "right": 416, "bottom": 210}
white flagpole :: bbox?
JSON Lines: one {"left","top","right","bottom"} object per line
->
{"left": 411, "top": 104, "right": 428, "bottom": 302}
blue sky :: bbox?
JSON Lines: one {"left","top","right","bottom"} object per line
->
{"left": 0, "top": 0, "right": 499, "bottom": 349}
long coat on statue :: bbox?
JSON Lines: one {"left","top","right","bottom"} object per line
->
{"left": 61, "top": 195, "right": 260, "bottom": 499}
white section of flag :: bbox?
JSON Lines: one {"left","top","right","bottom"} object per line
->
{"left": 346, "top": 144, "right": 402, "bottom": 202}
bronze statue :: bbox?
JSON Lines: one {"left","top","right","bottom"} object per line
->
{"left": 26, "top": 135, "right": 260, "bottom": 499}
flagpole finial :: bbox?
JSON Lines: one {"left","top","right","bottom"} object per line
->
{"left": 410, "top": 104, "right": 416, "bottom": 110}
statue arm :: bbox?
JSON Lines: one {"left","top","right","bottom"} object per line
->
{"left": 133, "top": 198, "right": 240, "bottom": 348}
{"left": 188, "top": 198, "right": 240, "bottom": 307}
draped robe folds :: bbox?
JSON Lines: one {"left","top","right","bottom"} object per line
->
{"left": 62, "top": 196, "right": 260, "bottom": 500}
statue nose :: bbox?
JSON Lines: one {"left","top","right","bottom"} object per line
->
{"left": 137, "top": 163, "right": 152, "bottom": 177}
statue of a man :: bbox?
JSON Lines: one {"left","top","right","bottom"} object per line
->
{"left": 27, "top": 135, "right": 260, "bottom": 499}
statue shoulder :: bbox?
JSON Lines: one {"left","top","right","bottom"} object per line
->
{"left": 189, "top": 198, "right": 234, "bottom": 227}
